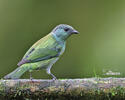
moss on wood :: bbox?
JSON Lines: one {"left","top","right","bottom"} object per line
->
{"left": 0, "top": 78, "right": 125, "bottom": 100}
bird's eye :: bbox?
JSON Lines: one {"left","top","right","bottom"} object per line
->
{"left": 64, "top": 28, "right": 69, "bottom": 32}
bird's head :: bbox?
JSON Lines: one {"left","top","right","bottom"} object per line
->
{"left": 51, "top": 24, "right": 79, "bottom": 41}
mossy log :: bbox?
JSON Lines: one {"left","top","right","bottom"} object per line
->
{"left": 0, "top": 78, "right": 125, "bottom": 100}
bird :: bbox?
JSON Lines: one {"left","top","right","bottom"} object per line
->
{"left": 4, "top": 24, "right": 79, "bottom": 80}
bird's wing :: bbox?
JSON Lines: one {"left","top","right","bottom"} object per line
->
{"left": 17, "top": 34, "right": 62, "bottom": 66}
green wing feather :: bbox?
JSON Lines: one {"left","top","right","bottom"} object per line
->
{"left": 18, "top": 34, "right": 62, "bottom": 66}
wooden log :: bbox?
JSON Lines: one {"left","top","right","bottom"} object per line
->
{"left": 0, "top": 78, "right": 125, "bottom": 100}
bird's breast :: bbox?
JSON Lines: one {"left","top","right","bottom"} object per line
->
{"left": 59, "top": 42, "right": 66, "bottom": 55}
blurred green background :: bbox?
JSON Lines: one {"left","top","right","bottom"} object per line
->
{"left": 0, "top": 0, "right": 125, "bottom": 79}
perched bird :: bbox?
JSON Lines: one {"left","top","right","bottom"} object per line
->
{"left": 4, "top": 24, "right": 79, "bottom": 80}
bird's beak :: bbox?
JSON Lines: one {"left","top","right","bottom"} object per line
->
{"left": 72, "top": 30, "right": 79, "bottom": 34}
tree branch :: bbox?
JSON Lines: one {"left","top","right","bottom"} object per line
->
{"left": 0, "top": 78, "right": 125, "bottom": 100}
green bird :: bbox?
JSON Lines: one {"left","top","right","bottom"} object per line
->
{"left": 4, "top": 24, "right": 79, "bottom": 80}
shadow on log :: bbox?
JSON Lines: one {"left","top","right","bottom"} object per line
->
{"left": 0, "top": 78, "right": 125, "bottom": 100}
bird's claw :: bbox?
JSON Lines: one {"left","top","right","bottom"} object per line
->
{"left": 30, "top": 77, "right": 33, "bottom": 80}
{"left": 52, "top": 77, "right": 57, "bottom": 81}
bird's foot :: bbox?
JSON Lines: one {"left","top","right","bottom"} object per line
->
{"left": 30, "top": 77, "right": 35, "bottom": 83}
{"left": 50, "top": 74, "right": 57, "bottom": 81}
{"left": 52, "top": 77, "right": 57, "bottom": 81}
{"left": 30, "top": 77, "right": 33, "bottom": 80}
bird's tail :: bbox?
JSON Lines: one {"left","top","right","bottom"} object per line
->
{"left": 4, "top": 65, "right": 29, "bottom": 79}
